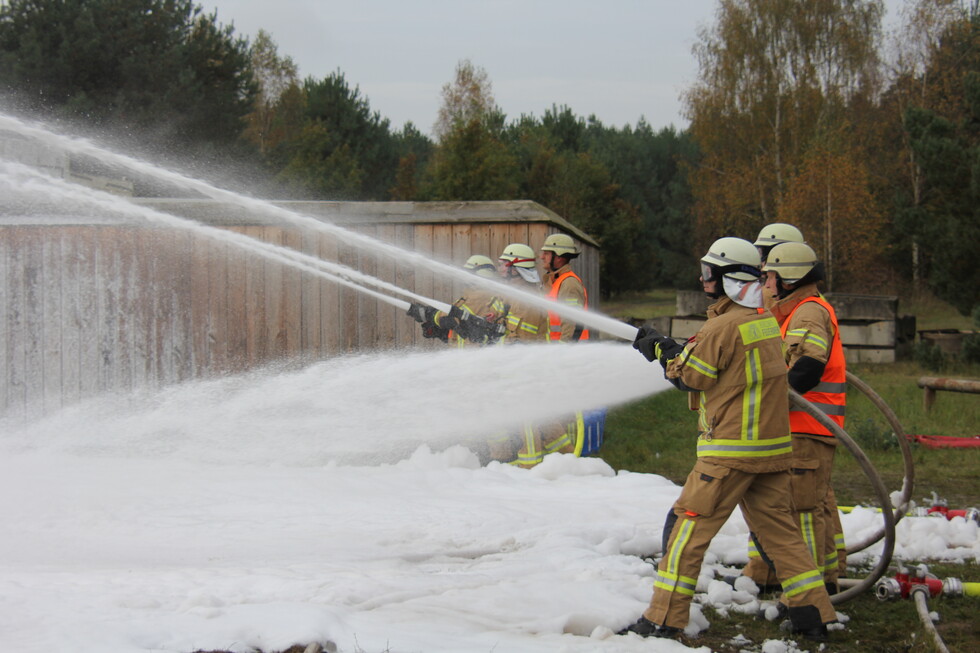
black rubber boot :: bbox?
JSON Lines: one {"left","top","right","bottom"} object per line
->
{"left": 788, "top": 604, "right": 829, "bottom": 642}
{"left": 618, "top": 616, "right": 682, "bottom": 638}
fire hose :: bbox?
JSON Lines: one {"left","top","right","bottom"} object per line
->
{"left": 789, "top": 389, "right": 896, "bottom": 605}
{"left": 842, "top": 372, "right": 916, "bottom": 555}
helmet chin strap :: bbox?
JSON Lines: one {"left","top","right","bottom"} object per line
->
{"left": 775, "top": 262, "right": 825, "bottom": 299}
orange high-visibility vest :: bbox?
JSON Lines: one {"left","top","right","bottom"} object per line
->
{"left": 783, "top": 295, "right": 846, "bottom": 436}
{"left": 547, "top": 271, "right": 589, "bottom": 341}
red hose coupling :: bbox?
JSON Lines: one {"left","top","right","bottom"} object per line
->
{"left": 874, "top": 565, "right": 945, "bottom": 600}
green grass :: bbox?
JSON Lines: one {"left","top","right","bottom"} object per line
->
{"left": 601, "top": 288, "right": 679, "bottom": 321}
{"left": 902, "top": 290, "right": 976, "bottom": 332}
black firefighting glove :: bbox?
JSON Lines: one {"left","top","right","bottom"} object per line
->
{"left": 407, "top": 302, "right": 438, "bottom": 324}
{"left": 442, "top": 304, "right": 465, "bottom": 331}
{"left": 632, "top": 326, "right": 684, "bottom": 367}
{"left": 457, "top": 314, "right": 499, "bottom": 344}
{"left": 421, "top": 320, "right": 449, "bottom": 342}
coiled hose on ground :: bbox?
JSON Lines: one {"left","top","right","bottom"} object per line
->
{"left": 843, "top": 371, "right": 915, "bottom": 555}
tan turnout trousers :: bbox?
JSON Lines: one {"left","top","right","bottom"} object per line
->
{"left": 646, "top": 464, "right": 837, "bottom": 629}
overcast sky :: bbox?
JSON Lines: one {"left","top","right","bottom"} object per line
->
{"left": 205, "top": 0, "right": 908, "bottom": 137}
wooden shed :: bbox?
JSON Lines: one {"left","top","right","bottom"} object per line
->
{"left": 0, "top": 199, "right": 599, "bottom": 420}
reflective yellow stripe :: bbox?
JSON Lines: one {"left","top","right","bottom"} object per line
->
{"left": 697, "top": 436, "right": 793, "bottom": 457}
{"left": 571, "top": 412, "right": 586, "bottom": 456}
{"left": 697, "top": 393, "right": 708, "bottom": 431}
{"left": 685, "top": 353, "right": 718, "bottom": 379}
{"left": 822, "top": 551, "right": 839, "bottom": 572}
{"left": 658, "top": 518, "right": 697, "bottom": 596}
{"left": 654, "top": 571, "right": 697, "bottom": 596}
{"left": 543, "top": 431, "right": 572, "bottom": 454}
{"left": 799, "top": 513, "right": 818, "bottom": 565}
{"left": 742, "top": 349, "right": 762, "bottom": 440}
{"left": 666, "top": 518, "right": 695, "bottom": 578}
{"left": 738, "top": 316, "right": 781, "bottom": 345}
{"left": 804, "top": 333, "right": 828, "bottom": 350}
{"left": 509, "top": 424, "right": 541, "bottom": 467}
{"left": 781, "top": 569, "right": 824, "bottom": 598}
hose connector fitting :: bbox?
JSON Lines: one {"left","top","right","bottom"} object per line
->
{"left": 942, "top": 577, "right": 963, "bottom": 597}
{"left": 875, "top": 577, "right": 902, "bottom": 601}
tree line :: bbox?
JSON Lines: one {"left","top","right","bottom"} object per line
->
{"left": 0, "top": 0, "right": 976, "bottom": 312}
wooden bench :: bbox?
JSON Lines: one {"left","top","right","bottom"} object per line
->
{"left": 916, "top": 376, "right": 980, "bottom": 411}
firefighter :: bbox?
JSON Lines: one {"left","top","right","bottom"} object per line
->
{"left": 754, "top": 222, "right": 805, "bottom": 263}
{"left": 406, "top": 255, "right": 506, "bottom": 346}
{"left": 760, "top": 241, "right": 848, "bottom": 594}
{"left": 496, "top": 243, "right": 546, "bottom": 343}
{"left": 621, "top": 237, "right": 836, "bottom": 641}
{"left": 739, "top": 222, "right": 810, "bottom": 589}
{"left": 536, "top": 233, "right": 598, "bottom": 458}
{"left": 754, "top": 222, "right": 806, "bottom": 310}
{"left": 739, "top": 227, "right": 847, "bottom": 594}
{"left": 486, "top": 243, "right": 550, "bottom": 466}
{"left": 539, "top": 233, "right": 589, "bottom": 342}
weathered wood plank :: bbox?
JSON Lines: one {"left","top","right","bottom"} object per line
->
{"left": 133, "top": 226, "right": 157, "bottom": 388}
{"left": 189, "top": 230, "right": 211, "bottom": 374}
{"left": 3, "top": 227, "right": 25, "bottom": 418}
{"left": 206, "top": 231, "right": 229, "bottom": 372}
{"left": 412, "top": 223, "right": 435, "bottom": 333}
{"left": 116, "top": 226, "right": 137, "bottom": 394}
{"left": 356, "top": 224, "right": 379, "bottom": 351}
{"left": 393, "top": 224, "right": 415, "bottom": 347}
{"left": 319, "top": 232, "right": 341, "bottom": 354}
{"left": 431, "top": 224, "right": 454, "bottom": 314}
{"left": 22, "top": 228, "right": 45, "bottom": 418}
{"left": 59, "top": 228, "right": 82, "bottom": 404}
{"left": 94, "top": 227, "right": 118, "bottom": 394}
{"left": 224, "top": 227, "right": 248, "bottom": 373}
{"left": 263, "top": 226, "right": 286, "bottom": 359}
{"left": 40, "top": 230, "right": 63, "bottom": 413}
{"left": 76, "top": 227, "right": 101, "bottom": 400}
{"left": 374, "top": 224, "right": 398, "bottom": 350}
{"left": 242, "top": 226, "right": 266, "bottom": 366}
{"left": 0, "top": 227, "right": 10, "bottom": 415}
{"left": 298, "top": 228, "right": 320, "bottom": 357}
{"left": 338, "top": 237, "right": 358, "bottom": 353}
{"left": 171, "top": 229, "right": 194, "bottom": 381}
